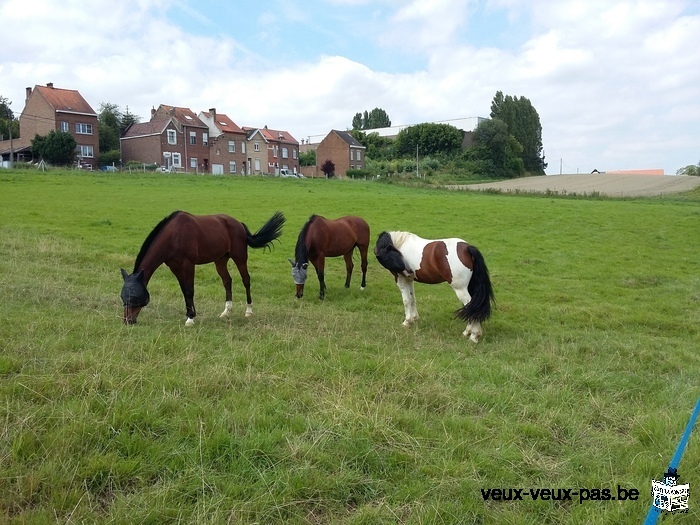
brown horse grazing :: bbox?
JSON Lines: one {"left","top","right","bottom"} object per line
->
{"left": 288, "top": 215, "right": 370, "bottom": 300}
{"left": 120, "top": 210, "right": 285, "bottom": 325}
{"left": 374, "top": 230, "right": 494, "bottom": 342}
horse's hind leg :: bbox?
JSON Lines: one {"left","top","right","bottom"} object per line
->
{"left": 453, "top": 285, "right": 482, "bottom": 343}
{"left": 215, "top": 259, "right": 234, "bottom": 318}
{"left": 343, "top": 252, "right": 354, "bottom": 288}
{"left": 233, "top": 258, "right": 253, "bottom": 317}
{"left": 359, "top": 244, "right": 368, "bottom": 290}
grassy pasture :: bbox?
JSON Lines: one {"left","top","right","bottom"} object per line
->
{"left": 0, "top": 170, "right": 699, "bottom": 524}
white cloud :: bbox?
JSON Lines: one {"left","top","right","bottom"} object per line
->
{"left": 0, "top": 0, "right": 698, "bottom": 173}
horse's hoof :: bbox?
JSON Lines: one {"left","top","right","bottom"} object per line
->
{"left": 360, "top": 286, "right": 365, "bottom": 291}
{"left": 185, "top": 318, "right": 195, "bottom": 327}
{"left": 402, "top": 320, "right": 411, "bottom": 328}
{"left": 245, "top": 312, "right": 253, "bottom": 318}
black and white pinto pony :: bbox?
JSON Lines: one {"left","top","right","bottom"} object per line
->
{"left": 374, "top": 231, "right": 494, "bottom": 343}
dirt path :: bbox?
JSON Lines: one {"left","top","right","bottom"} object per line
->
{"left": 448, "top": 174, "right": 700, "bottom": 197}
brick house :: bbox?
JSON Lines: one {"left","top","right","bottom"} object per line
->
{"left": 198, "top": 108, "right": 247, "bottom": 175}
{"left": 315, "top": 130, "right": 366, "bottom": 178}
{"left": 0, "top": 83, "right": 99, "bottom": 169}
{"left": 244, "top": 126, "right": 300, "bottom": 176}
{"left": 121, "top": 105, "right": 210, "bottom": 173}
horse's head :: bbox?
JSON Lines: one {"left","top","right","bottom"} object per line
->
{"left": 120, "top": 268, "right": 150, "bottom": 324}
{"left": 288, "top": 258, "right": 309, "bottom": 298}
{"left": 374, "top": 232, "right": 412, "bottom": 276}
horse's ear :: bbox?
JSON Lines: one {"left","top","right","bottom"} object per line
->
{"left": 288, "top": 258, "right": 296, "bottom": 267}
{"left": 134, "top": 269, "right": 145, "bottom": 283}
{"left": 120, "top": 268, "right": 129, "bottom": 281}
{"left": 302, "top": 263, "right": 309, "bottom": 269}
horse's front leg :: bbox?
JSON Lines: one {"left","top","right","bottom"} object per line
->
{"left": 343, "top": 252, "right": 354, "bottom": 288}
{"left": 173, "top": 265, "right": 196, "bottom": 326}
{"left": 215, "top": 259, "right": 234, "bottom": 318}
{"left": 396, "top": 275, "right": 418, "bottom": 327}
{"left": 314, "top": 257, "right": 326, "bottom": 300}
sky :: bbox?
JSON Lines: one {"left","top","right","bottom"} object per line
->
{"left": 1, "top": 0, "right": 698, "bottom": 175}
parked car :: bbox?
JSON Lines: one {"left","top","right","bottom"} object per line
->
{"left": 280, "top": 168, "right": 302, "bottom": 178}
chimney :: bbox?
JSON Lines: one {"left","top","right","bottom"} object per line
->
{"left": 26, "top": 87, "right": 32, "bottom": 100}
{"left": 46, "top": 82, "right": 54, "bottom": 88}
{"left": 151, "top": 107, "right": 156, "bottom": 118}
{"left": 209, "top": 108, "right": 216, "bottom": 120}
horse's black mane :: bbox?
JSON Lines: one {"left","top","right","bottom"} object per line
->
{"left": 294, "top": 214, "right": 318, "bottom": 264}
{"left": 133, "top": 211, "right": 182, "bottom": 272}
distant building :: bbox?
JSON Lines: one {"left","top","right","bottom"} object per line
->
{"left": 0, "top": 83, "right": 99, "bottom": 169}
{"left": 314, "top": 130, "right": 366, "bottom": 178}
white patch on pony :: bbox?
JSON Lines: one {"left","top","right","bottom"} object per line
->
{"left": 245, "top": 304, "right": 253, "bottom": 317}
{"left": 360, "top": 286, "right": 365, "bottom": 290}
{"left": 185, "top": 317, "right": 195, "bottom": 326}
{"left": 219, "top": 300, "right": 233, "bottom": 318}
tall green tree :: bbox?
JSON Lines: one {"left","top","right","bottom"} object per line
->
{"left": 394, "top": 123, "right": 463, "bottom": 157}
{"left": 490, "top": 91, "right": 546, "bottom": 174}
{"left": 31, "top": 130, "right": 77, "bottom": 166}
{"left": 470, "top": 118, "right": 525, "bottom": 179}
{"left": 98, "top": 102, "right": 121, "bottom": 153}
{"left": 0, "top": 96, "right": 20, "bottom": 141}
{"left": 98, "top": 102, "right": 141, "bottom": 153}
{"left": 351, "top": 108, "right": 391, "bottom": 130}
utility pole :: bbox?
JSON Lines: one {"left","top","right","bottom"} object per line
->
{"left": 560, "top": 157, "right": 562, "bottom": 175}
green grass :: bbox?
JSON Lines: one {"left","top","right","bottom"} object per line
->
{"left": 1, "top": 170, "right": 699, "bottom": 524}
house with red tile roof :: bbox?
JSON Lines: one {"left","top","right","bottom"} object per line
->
{"left": 199, "top": 108, "right": 247, "bottom": 175}
{"left": 121, "top": 104, "right": 211, "bottom": 173}
{"left": 0, "top": 83, "right": 99, "bottom": 169}
{"left": 244, "top": 126, "right": 300, "bottom": 176}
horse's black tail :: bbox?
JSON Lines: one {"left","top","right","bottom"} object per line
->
{"left": 245, "top": 211, "right": 286, "bottom": 250}
{"left": 455, "top": 245, "right": 494, "bottom": 324}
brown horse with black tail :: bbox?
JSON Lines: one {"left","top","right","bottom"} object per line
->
{"left": 289, "top": 214, "right": 370, "bottom": 300}
{"left": 120, "top": 210, "right": 285, "bottom": 325}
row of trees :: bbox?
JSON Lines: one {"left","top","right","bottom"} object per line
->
{"left": 349, "top": 92, "right": 547, "bottom": 179}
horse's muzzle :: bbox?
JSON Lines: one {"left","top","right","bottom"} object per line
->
{"left": 295, "top": 283, "right": 304, "bottom": 298}
{"left": 123, "top": 306, "right": 142, "bottom": 325}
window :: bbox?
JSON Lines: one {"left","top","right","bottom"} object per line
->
{"left": 190, "top": 157, "right": 197, "bottom": 169}
{"left": 216, "top": 148, "right": 220, "bottom": 156}
{"left": 229, "top": 161, "right": 236, "bottom": 173}
{"left": 189, "top": 131, "right": 196, "bottom": 145}
{"left": 254, "top": 142, "right": 260, "bottom": 152}
{"left": 167, "top": 130, "right": 177, "bottom": 145}
{"left": 357, "top": 150, "right": 362, "bottom": 161}
{"left": 60, "top": 121, "right": 69, "bottom": 132}
{"left": 228, "top": 141, "right": 235, "bottom": 153}
{"left": 172, "top": 153, "right": 182, "bottom": 167}
{"left": 273, "top": 146, "right": 278, "bottom": 157}
{"left": 76, "top": 123, "right": 93, "bottom": 135}
{"left": 241, "top": 142, "right": 246, "bottom": 154}
{"left": 351, "top": 150, "right": 355, "bottom": 161}
{"left": 203, "top": 133, "right": 208, "bottom": 146}
{"left": 77, "top": 145, "right": 94, "bottom": 157}
{"left": 254, "top": 158, "right": 261, "bottom": 171}
{"left": 282, "top": 147, "right": 288, "bottom": 159}
{"left": 293, "top": 149, "right": 297, "bottom": 159}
